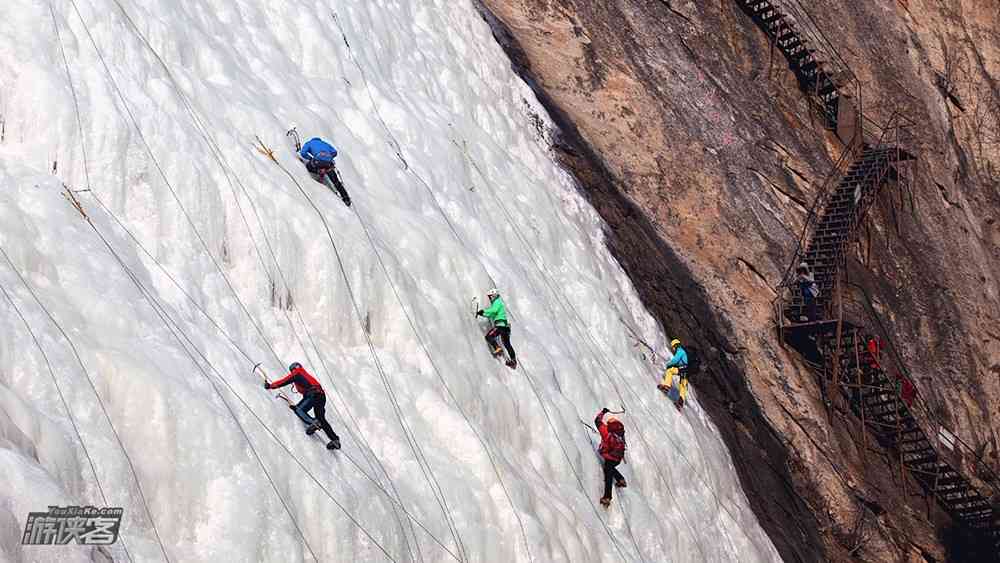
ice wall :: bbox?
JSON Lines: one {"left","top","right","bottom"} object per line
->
{"left": 0, "top": 0, "right": 781, "bottom": 561}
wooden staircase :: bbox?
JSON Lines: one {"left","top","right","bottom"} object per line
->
{"left": 735, "top": 0, "right": 852, "bottom": 129}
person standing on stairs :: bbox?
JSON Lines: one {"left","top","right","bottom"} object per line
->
{"left": 298, "top": 136, "right": 352, "bottom": 207}
{"left": 796, "top": 262, "right": 820, "bottom": 321}
{"left": 595, "top": 408, "right": 627, "bottom": 507}
{"left": 265, "top": 362, "right": 342, "bottom": 450}
{"left": 476, "top": 288, "right": 517, "bottom": 369}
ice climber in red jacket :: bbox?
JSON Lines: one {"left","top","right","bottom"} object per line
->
{"left": 595, "top": 408, "right": 627, "bottom": 507}
{"left": 265, "top": 362, "right": 341, "bottom": 450}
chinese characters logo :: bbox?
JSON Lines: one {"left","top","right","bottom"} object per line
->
{"left": 22, "top": 506, "right": 122, "bottom": 545}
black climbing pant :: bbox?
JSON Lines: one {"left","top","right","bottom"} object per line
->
{"left": 325, "top": 170, "right": 351, "bottom": 204}
{"left": 602, "top": 459, "right": 624, "bottom": 500}
{"left": 305, "top": 158, "right": 331, "bottom": 175}
{"left": 306, "top": 160, "right": 351, "bottom": 204}
{"left": 798, "top": 280, "right": 818, "bottom": 321}
{"left": 801, "top": 292, "right": 818, "bottom": 322}
{"left": 486, "top": 326, "right": 516, "bottom": 361}
{"left": 293, "top": 391, "right": 339, "bottom": 443}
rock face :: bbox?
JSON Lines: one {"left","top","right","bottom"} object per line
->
{"left": 475, "top": 1, "right": 1000, "bottom": 561}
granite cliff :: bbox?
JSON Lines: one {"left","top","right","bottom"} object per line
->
{"left": 475, "top": 1, "right": 1000, "bottom": 560}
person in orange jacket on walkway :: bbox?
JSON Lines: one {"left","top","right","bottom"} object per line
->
{"left": 265, "top": 362, "right": 341, "bottom": 450}
{"left": 595, "top": 408, "right": 627, "bottom": 507}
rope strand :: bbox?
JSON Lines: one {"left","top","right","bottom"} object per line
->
{"left": 0, "top": 279, "right": 134, "bottom": 563}
{"left": 259, "top": 148, "right": 467, "bottom": 563}
{"left": 0, "top": 245, "right": 172, "bottom": 563}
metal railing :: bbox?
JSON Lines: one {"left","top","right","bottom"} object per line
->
{"left": 774, "top": 0, "right": 855, "bottom": 84}
{"left": 774, "top": 110, "right": 915, "bottom": 326}
{"left": 766, "top": 0, "right": 860, "bottom": 127}
{"left": 850, "top": 283, "right": 1000, "bottom": 500}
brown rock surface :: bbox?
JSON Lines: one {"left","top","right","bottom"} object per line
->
{"left": 475, "top": 0, "right": 1000, "bottom": 561}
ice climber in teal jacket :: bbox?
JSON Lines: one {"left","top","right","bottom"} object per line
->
{"left": 476, "top": 288, "right": 517, "bottom": 369}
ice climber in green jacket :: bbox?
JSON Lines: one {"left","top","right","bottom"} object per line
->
{"left": 476, "top": 288, "right": 517, "bottom": 369}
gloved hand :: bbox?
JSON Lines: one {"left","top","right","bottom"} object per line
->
{"left": 475, "top": 309, "right": 484, "bottom": 317}
{"left": 601, "top": 407, "right": 610, "bottom": 414}
{"left": 264, "top": 382, "right": 271, "bottom": 390}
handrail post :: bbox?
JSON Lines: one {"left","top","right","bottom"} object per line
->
{"left": 831, "top": 282, "right": 842, "bottom": 391}
{"left": 854, "top": 328, "right": 867, "bottom": 465}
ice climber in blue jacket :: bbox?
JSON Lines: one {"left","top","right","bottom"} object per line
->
{"left": 299, "top": 136, "right": 351, "bottom": 207}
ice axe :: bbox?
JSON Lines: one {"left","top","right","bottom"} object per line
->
{"left": 286, "top": 127, "right": 301, "bottom": 151}
{"left": 253, "top": 362, "right": 268, "bottom": 384}
{"left": 254, "top": 362, "right": 292, "bottom": 405}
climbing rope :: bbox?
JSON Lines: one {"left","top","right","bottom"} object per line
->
{"left": 56, "top": 1, "right": 750, "bottom": 558}
{"left": 0, "top": 278, "right": 134, "bottom": 563}
{"left": 81, "top": 190, "right": 418, "bottom": 560}
{"left": 0, "top": 245, "right": 171, "bottom": 563}
{"left": 60, "top": 189, "right": 325, "bottom": 562}
{"left": 328, "top": 9, "right": 495, "bottom": 288}
{"left": 518, "top": 362, "right": 638, "bottom": 562}
{"left": 67, "top": 0, "right": 284, "bottom": 368}
{"left": 256, "top": 143, "right": 468, "bottom": 563}
{"left": 456, "top": 141, "right": 731, "bottom": 560}
{"left": 73, "top": 185, "right": 461, "bottom": 562}
{"left": 52, "top": 4, "right": 292, "bottom": 555}
{"left": 322, "top": 14, "right": 646, "bottom": 557}
{"left": 578, "top": 422, "right": 645, "bottom": 561}
{"left": 348, "top": 197, "right": 534, "bottom": 562}
{"left": 53, "top": 4, "right": 447, "bottom": 559}
{"left": 270, "top": 11, "right": 636, "bottom": 549}
{"left": 90, "top": 6, "right": 421, "bottom": 549}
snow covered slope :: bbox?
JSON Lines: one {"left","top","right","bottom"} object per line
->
{"left": 0, "top": 1, "right": 780, "bottom": 561}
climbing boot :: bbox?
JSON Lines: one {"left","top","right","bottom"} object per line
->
{"left": 306, "top": 422, "right": 321, "bottom": 436}
{"left": 615, "top": 478, "right": 627, "bottom": 489}
{"left": 505, "top": 359, "right": 517, "bottom": 369}
{"left": 327, "top": 437, "right": 341, "bottom": 450}
{"left": 599, "top": 496, "right": 611, "bottom": 508}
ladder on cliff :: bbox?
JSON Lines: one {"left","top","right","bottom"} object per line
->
{"left": 832, "top": 329, "right": 1000, "bottom": 546}
{"left": 775, "top": 138, "right": 1000, "bottom": 553}
{"left": 734, "top": 0, "right": 852, "bottom": 130}
{"left": 782, "top": 146, "right": 913, "bottom": 322}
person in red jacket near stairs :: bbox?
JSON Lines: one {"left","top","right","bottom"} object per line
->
{"left": 595, "top": 408, "right": 627, "bottom": 507}
{"left": 265, "top": 362, "right": 341, "bottom": 450}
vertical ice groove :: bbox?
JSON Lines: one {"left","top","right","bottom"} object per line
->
{"left": 0, "top": 0, "right": 781, "bottom": 561}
